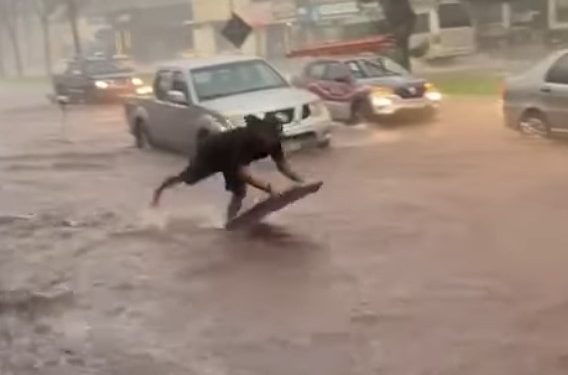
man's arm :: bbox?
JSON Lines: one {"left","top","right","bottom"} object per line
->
{"left": 271, "top": 145, "right": 304, "bottom": 183}
{"left": 276, "top": 159, "right": 304, "bottom": 183}
{"left": 237, "top": 167, "right": 274, "bottom": 194}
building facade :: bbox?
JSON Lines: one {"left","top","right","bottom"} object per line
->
{"left": 85, "top": 0, "right": 194, "bottom": 62}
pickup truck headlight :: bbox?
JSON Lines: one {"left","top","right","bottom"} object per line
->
{"left": 95, "top": 80, "right": 109, "bottom": 89}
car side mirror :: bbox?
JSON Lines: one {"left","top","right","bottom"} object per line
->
{"left": 167, "top": 90, "right": 188, "bottom": 105}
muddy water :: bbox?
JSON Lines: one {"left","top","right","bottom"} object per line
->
{"left": 2, "top": 98, "right": 568, "bottom": 374}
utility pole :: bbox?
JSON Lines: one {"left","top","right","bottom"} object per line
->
{"left": 66, "top": 0, "right": 83, "bottom": 58}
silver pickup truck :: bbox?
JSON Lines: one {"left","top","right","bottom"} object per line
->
{"left": 125, "top": 55, "right": 333, "bottom": 156}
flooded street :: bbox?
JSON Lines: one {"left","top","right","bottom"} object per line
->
{"left": 3, "top": 95, "right": 568, "bottom": 374}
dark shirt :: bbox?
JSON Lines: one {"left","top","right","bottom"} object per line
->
{"left": 196, "top": 126, "right": 284, "bottom": 174}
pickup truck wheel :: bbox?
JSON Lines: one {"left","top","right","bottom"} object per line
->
{"left": 135, "top": 123, "right": 153, "bottom": 149}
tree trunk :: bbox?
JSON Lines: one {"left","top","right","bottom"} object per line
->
{"left": 377, "top": 0, "right": 415, "bottom": 71}
{"left": 67, "top": 0, "right": 82, "bottom": 58}
{"left": 7, "top": 26, "right": 23, "bottom": 77}
{"left": 41, "top": 16, "right": 53, "bottom": 78}
{"left": 0, "top": 29, "right": 5, "bottom": 77}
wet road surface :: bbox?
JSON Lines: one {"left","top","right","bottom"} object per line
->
{"left": 2, "top": 97, "right": 568, "bottom": 374}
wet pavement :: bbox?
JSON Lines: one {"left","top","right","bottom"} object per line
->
{"left": 2, "top": 95, "right": 568, "bottom": 374}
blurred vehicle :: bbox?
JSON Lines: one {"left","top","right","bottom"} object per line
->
{"left": 290, "top": 56, "right": 442, "bottom": 123}
{"left": 411, "top": 0, "right": 476, "bottom": 60}
{"left": 53, "top": 57, "right": 145, "bottom": 103}
{"left": 503, "top": 49, "right": 568, "bottom": 137}
{"left": 125, "top": 55, "right": 332, "bottom": 155}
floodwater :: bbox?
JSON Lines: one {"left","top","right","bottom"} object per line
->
{"left": 2, "top": 95, "right": 568, "bottom": 374}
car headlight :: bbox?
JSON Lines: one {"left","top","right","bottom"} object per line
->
{"left": 371, "top": 96, "right": 394, "bottom": 108}
{"left": 372, "top": 86, "right": 395, "bottom": 97}
{"left": 95, "top": 80, "right": 109, "bottom": 89}
{"left": 226, "top": 114, "right": 247, "bottom": 128}
{"left": 309, "top": 101, "right": 325, "bottom": 117}
{"left": 131, "top": 77, "right": 144, "bottom": 86}
{"left": 136, "top": 85, "right": 153, "bottom": 95}
{"left": 425, "top": 82, "right": 442, "bottom": 101}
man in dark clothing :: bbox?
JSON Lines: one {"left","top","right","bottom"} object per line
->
{"left": 151, "top": 114, "right": 305, "bottom": 221}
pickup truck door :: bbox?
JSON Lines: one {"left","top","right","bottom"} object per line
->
{"left": 161, "top": 70, "right": 207, "bottom": 155}
{"left": 144, "top": 70, "right": 175, "bottom": 147}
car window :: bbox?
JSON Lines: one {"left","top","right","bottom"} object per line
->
{"left": 546, "top": 54, "right": 568, "bottom": 85}
{"left": 154, "top": 70, "right": 173, "bottom": 101}
{"left": 438, "top": 2, "right": 472, "bottom": 29}
{"left": 380, "top": 58, "right": 410, "bottom": 76}
{"left": 361, "top": 59, "right": 407, "bottom": 78}
{"left": 307, "top": 63, "right": 327, "bottom": 80}
{"left": 84, "top": 60, "right": 131, "bottom": 75}
{"left": 324, "top": 62, "right": 352, "bottom": 82}
{"left": 346, "top": 61, "right": 366, "bottom": 79}
{"left": 191, "top": 60, "right": 287, "bottom": 102}
{"left": 65, "top": 62, "right": 82, "bottom": 76}
{"left": 171, "top": 71, "right": 191, "bottom": 104}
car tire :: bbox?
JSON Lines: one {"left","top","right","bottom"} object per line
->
{"left": 134, "top": 121, "right": 153, "bottom": 149}
{"left": 519, "top": 110, "right": 550, "bottom": 138}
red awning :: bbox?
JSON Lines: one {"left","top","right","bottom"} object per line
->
{"left": 287, "top": 36, "right": 396, "bottom": 58}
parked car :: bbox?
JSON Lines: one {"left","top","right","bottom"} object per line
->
{"left": 504, "top": 49, "right": 568, "bottom": 137}
{"left": 290, "top": 56, "right": 442, "bottom": 123}
{"left": 53, "top": 57, "right": 145, "bottom": 103}
{"left": 125, "top": 55, "right": 333, "bottom": 156}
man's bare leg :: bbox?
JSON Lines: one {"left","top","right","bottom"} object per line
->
{"left": 227, "top": 193, "right": 245, "bottom": 221}
{"left": 152, "top": 175, "right": 184, "bottom": 207}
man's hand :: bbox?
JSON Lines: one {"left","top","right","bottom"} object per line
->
{"left": 267, "top": 183, "right": 284, "bottom": 198}
{"left": 276, "top": 160, "right": 304, "bottom": 184}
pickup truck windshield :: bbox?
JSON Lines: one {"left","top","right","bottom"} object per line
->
{"left": 191, "top": 60, "right": 288, "bottom": 101}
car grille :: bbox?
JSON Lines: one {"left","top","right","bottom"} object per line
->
{"left": 302, "top": 104, "right": 311, "bottom": 119}
{"left": 396, "top": 84, "right": 426, "bottom": 99}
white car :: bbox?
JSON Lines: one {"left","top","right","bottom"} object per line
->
{"left": 125, "top": 55, "right": 333, "bottom": 155}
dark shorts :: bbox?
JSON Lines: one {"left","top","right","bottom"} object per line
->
{"left": 179, "top": 161, "right": 246, "bottom": 197}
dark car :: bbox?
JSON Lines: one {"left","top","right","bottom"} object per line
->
{"left": 53, "top": 57, "right": 145, "bottom": 103}
{"left": 291, "top": 56, "right": 442, "bottom": 123}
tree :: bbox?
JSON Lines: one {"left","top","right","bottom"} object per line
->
{"left": 64, "top": 0, "right": 83, "bottom": 58}
{"left": 376, "top": 0, "right": 416, "bottom": 71}
{"left": 0, "top": 22, "right": 5, "bottom": 77}
{"left": 0, "top": 0, "right": 25, "bottom": 76}
{"left": 32, "top": 0, "right": 59, "bottom": 77}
